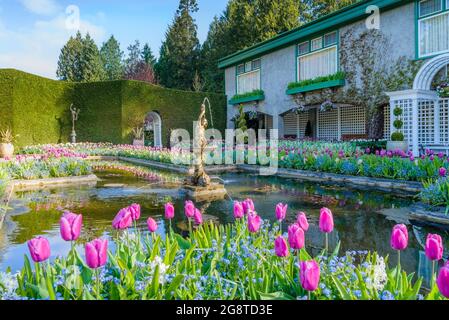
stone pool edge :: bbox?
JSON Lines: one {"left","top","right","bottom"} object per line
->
{"left": 10, "top": 174, "right": 99, "bottom": 191}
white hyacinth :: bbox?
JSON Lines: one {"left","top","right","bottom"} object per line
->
{"left": 366, "top": 257, "right": 387, "bottom": 292}
{"left": 149, "top": 256, "right": 169, "bottom": 284}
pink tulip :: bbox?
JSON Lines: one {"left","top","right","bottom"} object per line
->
{"left": 60, "top": 211, "right": 82, "bottom": 241}
{"left": 275, "top": 203, "right": 288, "bottom": 221}
{"left": 27, "top": 237, "right": 51, "bottom": 263}
{"left": 147, "top": 217, "right": 158, "bottom": 233}
{"left": 185, "top": 200, "right": 195, "bottom": 219}
{"left": 247, "top": 213, "right": 261, "bottom": 233}
{"left": 297, "top": 212, "right": 309, "bottom": 232}
{"left": 288, "top": 224, "right": 305, "bottom": 250}
{"left": 439, "top": 167, "right": 447, "bottom": 177}
{"left": 129, "top": 203, "right": 141, "bottom": 221}
{"left": 426, "top": 234, "right": 443, "bottom": 261}
{"left": 85, "top": 239, "right": 108, "bottom": 269}
{"left": 437, "top": 264, "right": 449, "bottom": 299}
{"left": 242, "top": 198, "right": 255, "bottom": 215}
{"left": 300, "top": 260, "right": 321, "bottom": 292}
{"left": 274, "top": 236, "right": 289, "bottom": 257}
{"left": 233, "top": 201, "right": 244, "bottom": 219}
{"left": 390, "top": 224, "right": 408, "bottom": 251}
{"left": 164, "top": 203, "right": 175, "bottom": 220}
{"left": 319, "top": 208, "right": 334, "bottom": 233}
{"left": 193, "top": 208, "right": 203, "bottom": 225}
{"left": 112, "top": 207, "right": 133, "bottom": 230}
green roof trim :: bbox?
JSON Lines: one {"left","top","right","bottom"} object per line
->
{"left": 286, "top": 79, "right": 346, "bottom": 95}
{"left": 218, "top": 0, "right": 414, "bottom": 69}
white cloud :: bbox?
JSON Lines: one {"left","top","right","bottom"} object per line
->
{"left": 20, "top": 0, "right": 59, "bottom": 16}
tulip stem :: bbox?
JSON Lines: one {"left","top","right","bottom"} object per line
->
{"left": 169, "top": 219, "right": 172, "bottom": 238}
{"left": 325, "top": 233, "right": 329, "bottom": 254}
{"left": 188, "top": 218, "right": 192, "bottom": 239}
{"left": 308, "top": 291, "right": 311, "bottom": 301}
{"left": 432, "top": 260, "right": 436, "bottom": 288}
{"left": 96, "top": 268, "right": 101, "bottom": 300}
{"left": 396, "top": 250, "right": 401, "bottom": 290}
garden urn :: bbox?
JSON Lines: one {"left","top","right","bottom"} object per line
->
{"left": 0, "top": 143, "right": 14, "bottom": 158}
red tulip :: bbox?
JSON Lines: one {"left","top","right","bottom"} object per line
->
{"left": 300, "top": 260, "right": 320, "bottom": 292}
{"left": 247, "top": 212, "right": 261, "bottom": 233}
{"left": 233, "top": 201, "right": 244, "bottom": 219}
{"left": 147, "top": 217, "right": 158, "bottom": 233}
{"left": 193, "top": 208, "right": 203, "bottom": 225}
{"left": 275, "top": 203, "right": 288, "bottom": 221}
{"left": 274, "top": 236, "right": 289, "bottom": 257}
{"left": 60, "top": 211, "right": 82, "bottom": 241}
{"left": 390, "top": 224, "right": 408, "bottom": 251}
{"left": 319, "top": 208, "right": 334, "bottom": 233}
{"left": 288, "top": 224, "right": 305, "bottom": 250}
{"left": 85, "top": 239, "right": 108, "bottom": 269}
{"left": 164, "top": 203, "right": 175, "bottom": 220}
{"left": 297, "top": 212, "right": 309, "bottom": 232}
{"left": 185, "top": 200, "right": 195, "bottom": 219}
{"left": 27, "top": 237, "right": 51, "bottom": 263}
{"left": 112, "top": 207, "right": 133, "bottom": 230}
{"left": 129, "top": 203, "right": 141, "bottom": 221}
{"left": 426, "top": 234, "right": 443, "bottom": 261}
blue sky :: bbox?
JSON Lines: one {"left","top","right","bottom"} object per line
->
{"left": 0, "top": 0, "right": 228, "bottom": 78}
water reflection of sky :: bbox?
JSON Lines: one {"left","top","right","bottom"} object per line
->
{"left": 1, "top": 169, "right": 448, "bottom": 288}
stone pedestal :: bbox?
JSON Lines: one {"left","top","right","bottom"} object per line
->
{"left": 182, "top": 183, "right": 227, "bottom": 202}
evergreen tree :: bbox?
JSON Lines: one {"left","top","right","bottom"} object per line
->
{"left": 100, "top": 35, "right": 124, "bottom": 81}
{"left": 124, "top": 40, "right": 157, "bottom": 84}
{"left": 308, "top": 0, "right": 360, "bottom": 20}
{"left": 142, "top": 43, "right": 157, "bottom": 67}
{"left": 156, "top": 0, "right": 200, "bottom": 90}
{"left": 56, "top": 31, "right": 84, "bottom": 82}
{"left": 79, "top": 33, "right": 105, "bottom": 82}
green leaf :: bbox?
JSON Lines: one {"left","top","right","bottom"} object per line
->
{"left": 151, "top": 265, "right": 160, "bottom": 298}
{"left": 164, "top": 275, "right": 184, "bottom": 300}
{"left": 331, "top": 275, "right": 353, "bottom": 300}
{"left": 259, "top": 291, "right": 295, "bottom": 300}
{"left": 174, "top": 234, "right": 191, "bottom": 250}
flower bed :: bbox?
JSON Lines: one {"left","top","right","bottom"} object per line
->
{"left": 1, "top": 200, "right": 448, "bottom": 301}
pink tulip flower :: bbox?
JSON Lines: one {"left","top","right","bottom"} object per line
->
{"left": 319, "top": 208, "right": 334, "bottom": 233}
{"left": 164, "top": 202, "right": 175, "bottom": 220}
{"left": 300, "top": 260, "right": 321, "bottom": 292}
{"left": 60, "top": 211, "right": 82, "bottom": 242}
{"left": 129, "top": 203, "right": 141, "bottom": 221}
{"left": 437, "top": 264, "right": 449, "bottom": 299}
{"left": 274, "top": 236, "right": 289, "bottom": 257}
{"left": 193, "top": 208, "right": 203, "bottom": 225}
{"left": 112, "top": 207, "right": 133, "bottom": 230}
{"left": 297, "top": 212, "right": 309, "bottom": 232}
{"left": 275, "top": 203, "right": 288, "bottom": 221}
{"left": 439, "top": 167, "right": 447, "bottom": 177}
{"left": 426, "top": 234, "right": 443, "bottom": 261}
{"left": 233, "top": 201, "right": 244, "bottom": 219}
{"left": 27, "top": 237, "right": 51, "bottom": 263}
{"left": 147, "top": 217, "right": 158, "bottom": 233}
{"left": 242, "top": 198, "right": 255, "bottom": 215}
{"left": 288, "top": 224, "right": 305, "bottom": 250}
{"left": 85, "top": 239, "right": 108, "bottom": 269}
{"left": 391, "top": 224, "right": 408, "bottom": 251}
{"left": 185, "top": 200, "right": 195, "bottom": 219}
{"left": 247, "top": 212, "right": 261, "bottom": 233}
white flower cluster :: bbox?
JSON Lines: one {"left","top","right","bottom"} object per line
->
{"left": 149, "top": 256, "right": 169, "bottom": 285}
{"left": 366, "top": 257, "right": 387, "bottom": 292}
{"left": 0, "top": 272, "right": 19, "bottom": 300}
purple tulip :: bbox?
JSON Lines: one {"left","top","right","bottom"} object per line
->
{"left": 233, "top": 201, "right": 244, "bottom": 219}
{"left": 112, "top": 207, "right": 133, "bottom": 230}
{"left": 85, "top": 239, "right": 108, "bottom": 269}
{"left": 274, "top": 236, "right": 289, "bottom": 257}
{"left": 426, "top": 234, "right": 443, "bottom": 261}
{"left": 391, "top": 224, "right": 408, "bottom": 251}
{"left": 300, "top": 260, "right": 320, "bottom": 292}
{"left": 60, "top": 211, "right": 82, "bottom": 242}
{"left": 319, "top": 208, "right": 334, "bottom": 233}
{"left": 288, "top": 224, "right": 305, "bottom": 250}
{"left": 275, "top": 203, "right": 288, "bottom": 221}
{"left": 248, "top": 212, "right": 261, "bottom": 233}
{"left": 297, "top": 212, "right": 309, "bottom": 232}
{"left": 164, "top": 202, "right": 175, "bottom": 220}
{"left": 439, "top": 167, "right": 447, "bottom": 177}
{"left": 437, "top": 264, "right": 449, "bottom": 299}
{"left": 147, "top": 217, "right": 158, "bottom": 233}
{"left": 193, "top": 208, "right": 203, "bottom": 225}
{"left": 129, "top": 203, "right": 141, "bottom": 221}
{"left": 185, "top": 200, "right": 195, "bottom": 219}
{"left": 27, "top": 237, "right": 51, "bottom": 263}
{"left": 242, "top": 198, "right": 255, "bottom": 215}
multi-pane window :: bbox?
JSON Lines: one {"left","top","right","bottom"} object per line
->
{"left": 237, "top": 59, "right": 261, "bottom": 94}
{"left": 297, "top": 31, "right": 339, "bottom": 81}
{"left": 418, "top": 0, "right": 449, "bottom": 57}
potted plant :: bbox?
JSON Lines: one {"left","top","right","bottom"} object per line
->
{"left": 387, "top": 107, "right": 408, "bottom": 152}
{"left": 131, "top": 127, "right": 144, "bottom": 146}
{"left": 0, "top": 128, "right": 16, "bottom": 158}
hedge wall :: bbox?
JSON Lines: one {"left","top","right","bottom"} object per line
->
{"left": 0, "top": 69, "right": 227, "bottom": 147}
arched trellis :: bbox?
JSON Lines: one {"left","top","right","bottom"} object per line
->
{"left": 413, "top": 53, "right": 449, "bottom": 91}
{"left": 144, "top": 112, "right": 162, "bottom": 147}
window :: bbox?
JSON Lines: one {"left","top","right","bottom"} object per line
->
{"left": 298, "top": 46, "right": 338, "bottom": 81}
{"left": 419, "top": 11, "right": 449, "bottom": 57}
{"left": 324, "top": 32, "right": 338, "bottom": 46}
{"left": 236, "top": 59, "right": 261, "bottom": 94}
{"left": 298, "top": 42, "right": 309, "bottom": 55}
{"left": 311, "top": 37, "right": 323, "bottom": 51}
{"left": 419, "top": 0, "right": 442, "bottom": 17}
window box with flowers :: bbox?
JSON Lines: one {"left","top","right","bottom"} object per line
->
{"left": 286, "top": 72, "right": 346, "bottom": 95}
{"left": 229, "top": 89, "right": 265, "bottom": 105}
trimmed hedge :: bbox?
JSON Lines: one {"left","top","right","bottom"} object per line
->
{"left": 0, "top": 69, "right": 226, "bottom": 147}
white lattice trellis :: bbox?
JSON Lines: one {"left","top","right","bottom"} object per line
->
{"left": 283, "top": 112, "right": 309, "bottom": 138}
{"left": 391, "top": 99, "right": 413, "bottom": 148}
{"left": 384, "top": 105, "right": 391, "bottom": 140}
{"left": 340, "top": 105, "right": 366, "bottom": 135}
{"left": 418, "top": 99, "right": 435, "bottom": 145}
{"left": 317, "top": 108, "right": 338, "bottom": 140}
{"left": 440, "top": 98, "right": 449, "bottom": 144}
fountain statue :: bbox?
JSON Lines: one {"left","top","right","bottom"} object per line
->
{"left": 70, "top": 104, "right": 80, "bottom": 143}
{"left": 182, "top": 98, "right": 226, "bottom": 201}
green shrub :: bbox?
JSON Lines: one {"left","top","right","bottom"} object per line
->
{"left": 393, "top": 119, "right": 403, "bottom": 130}
{"left": 287, "top": 71, "right": 346, "bottom": 90}
{"left": 391, "top": 132, "right": 404, "bottom": 142}
{"left": 229, "top": 89, "right": 265, "bottom": 102}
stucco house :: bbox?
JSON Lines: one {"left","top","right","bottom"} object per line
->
{"left": 219, "top": 0, "right": 449, "bottom": 155}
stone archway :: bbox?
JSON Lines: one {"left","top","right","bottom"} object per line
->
{"left": 413, "top": 53, "right": 449, "bottom": 90}
{"left": 144, "top": 112, "right": 162, "bottom": 147}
